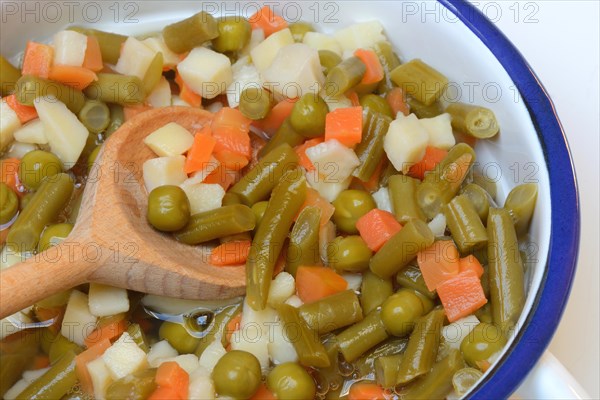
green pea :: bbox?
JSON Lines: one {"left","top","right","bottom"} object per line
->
{"left": 251, "top": 200, "right": 269, "bottom": 230}
{"left": 360, "top": 94, "right": 393, "bottom": 119}
{"left": 328, "top": 235, "right": 372, "bottom": 272}
{"left": 212, "top": 350, "right": 262, "bottom": 399}
{"left": 460, "top": 323, "right": 507, "bottom": 369}
{"left": 332, "top": 189, "right": 376, "bottom": 234}
{"left": 147, "top": 185, "right": 191, "bottom": 232}
{"left": 212, "top": 16, "right": 252, "bottom": 53}
{"left": 380, "top": 289, "right": 425, "bottom": 337}
{"left": 0, "top": 183, "right": 19, "bottom": 224}
{"left": 267, "top": 362, "right": 316, "bottom": 400}
{"left": 289, "top": 93, "right": 329, "bottom": 138}
{"left": 38, "top": 223, "right": 73, "bottom": 252}
{"left": 289, "top": 22, "right": 315, "bottom": 42}
{"left": 158, "top": 321, "right": 200, "bottom": 354}
{"left": 18, "top": 150, "right": 63, "bottom": 190}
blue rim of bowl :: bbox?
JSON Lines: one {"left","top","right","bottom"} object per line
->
{"left": 438, "top": 1, "right": 581, "bottom": 398}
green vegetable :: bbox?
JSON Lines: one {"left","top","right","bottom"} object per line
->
{"left": 18, "top": 350, "right": 78, "bottom": 399}
{"left": 460, "top": 322, "right": 507, "bottom": 369}
{"left": 0, "top": 55, "right": 21, "bottom": 96}
{"left": 360, "top": 270, "right": 393, "bottom": 315}
{"left": 78, "top": 100, "right": 110, "bottom": 134}
{"left": 446, "top": 102, "right": 499, "bottom": 139}
{"left": 332, "top": 189, "right": 376, "bottom": 234}
{"left": 0, "top": 183, "right": 18, "bottom": 225}
{"left": 84, "top": 73, "right": 146, "bottom": 106}
{"left": 289, "top": 22, "right": 315, "bottom": 42}
{"left": 328, "top": 235, "right": 372, "bottom": 272}
{"left": 163, "top": 11, "right": 219, "bottom": 53}
{"left": 286, "top": 206, "right": 321, "bottom": 276}
{"left": 388, "top": 174, "right": 426, "bottom": 223}
{"left": 142, "top": 52, "right": 164, "bottom": 94}
{"left": 460, "top": 183, "right": 491, "bottom": 222}
{"left": 504, "top": 183, "right": 538, "bottom": 236}
{"left": 324, "top": 56, "right": 366, "bottom": 97}
{"left": 390, "top": 59, "right": 448, "bottom": 106}
{"left": 104, "top": 104, "right": 125, "bottom": 137}
{"left": 352, "top": 111, "right": 391, "bottom": 182}
{"left": 360, "top": 94, "right": 393, "bottom": 119}
{"left": 396, "top": 264, "right": 437, "bottom": 299}
{"left": 18, "top": 150, "right": 63, "bottom": 191}
{"left": 407, "top": 98, "right": 443, "bottom": 119}
{"left": 251, "top": 200, "right": 269, "bottom": 230}
{"left": 298, "top": 290, "right": 363, "bottom": 335}
{"left": 267, "top": 362, "right": 316, "bottom": 400}
{"left": 106, "top": 368, "right": 157, "bottom": 400}
{"left": 69, "top": 27, "right": 127, "bottom": 64}
{"left": 38, "top": 223, "right": 73, "bottom": 252}
{"left": 212, "top": 350, "right": 262, "bottom": 399}
{"left": 126, "top": 323, "right": 149, "bottom": 353}
{"left": 402, "top": 349, "right": 465, "bottom": 399}
{"left": 372, "top": 41, "right": 401, "bottom": 93}
{"left": 452, "top": 367, "right": 483, "bottom": 396}
{"left": 221, "top": 192, "right": 242, "bottom": 206}
{"left": 0, "top": 332, "right": 39, "bottom": 397}
{"left": 87, "top": 145, "right": 101, "bottom": 172}
{"left": 195, "top": 303, "right": 241, "bottom": 356}
{"left": 375, "top": 354, "right": 404, "bottom": 388}
{"left": 336, "top": 310, "right": 389, "bottom": 362}
{"left": 175, "top": 204, "right": 255, "bottom": 245}
{"left": 239, "top": 87, "right": 273, "bottom": 120}
{"left": 318, "top": 50, "right": 342, "bottom": 76}
{"left": 212, "top": 16, "right": 252, "bottom": 53}
{"left": 289, "top": 93, "right": 329, "bottom": 138}
{"left": 147, "top": 185, "right": 191, "bottom": 232}
{"left": 258, "top": 118, "right": 305, "bottom": 158}
{"left": 445, "top": 194, "right": 488, "bottom": 253}
{"left": 381, "top": 289, "right": 426, "bottom": 337}
{"left": 15, "top": 75, "right": 85, "bottom": 113}
{"left": 159, "top": 321, "right": 200, "bottom": 354}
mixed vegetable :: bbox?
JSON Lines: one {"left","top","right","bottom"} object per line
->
{"left": 0, "top": 5, "right": 539, "bottom": 400}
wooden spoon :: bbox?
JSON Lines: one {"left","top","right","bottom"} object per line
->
{"left": 0, "top": 107, "right": 246, "bottom": 319}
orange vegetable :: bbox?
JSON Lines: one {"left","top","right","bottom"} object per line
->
{"left": 249, "top": 6, "right": 288, "bottom": 37}
{"left": 0, "top": 158, "right": 21, "bottom": 195}
{"left": 185, "top": 127, "right": 216, "bottom": 174}
{"left": 295, "top": 266, "right": 347, "bottom": 304}
{"left": 294, "top": 138, "right": 323, "bottom": 172}
{"left": 211, "top": 107, "right": 252, "bottom": 158}
{"left": 253, "top": 98, "right": 296, "bottom": 137}
{"left": 325, "top": 106, "right": 363, "bottom": 147}
{"left": 347, "top": 91, "right": 360, "bottom": 107}
{"left": 213, "top": 149, "right": 250, "bottom": 171}
{"left": 82, "top": 36, "right": 103, "bottom": 72}
{"left": 155, "top": 361, "right": 189, "bottom": 399}
{"left": 296, "top": 187, "right": 334, "bottom": 227}
{"left": 75, "top": 338, "right": 112, "bottom": 394}
{"left": 407, "top": 146, "right": 448, "bottom": 180}
{"left": 386, "top": 87, "right": 410, "bottom": 117}
{"left": 5, "top": 94, "right": 38, "bottom": 124}
{"left": 175, "top": 71, "right": 202, "bottom": 108}
{"left": 48, "top": 65, "right": 98, "bottom": 90}
{"left": 210, "top": 240, "right": 252, "bottom": 266}
{"left": 203, "top": 164, "right": 237, "bottom": 191}
{"left": 0, "top": 227, "right": 10, "bottom": 247}
{"left": 123, "top": 104, "right": 152, "bottom": 121}
{"left": 225, "top": 312, "right": 242, "bottom": 344}
{"left": 354, "top": 49, "right": 384, "bottom": 85}
{"left": 21, "top": 41, "right": 53, "bottom": 78}
{"left": 417, "top": 240, "right": 460, "bottom": 291}
{"left": 251, "top": 384, "right": 277, "bottom": 400}
{"left": 84, "top": 318, "right": 128, "bottom": 348}
{"left": 148, "top": 386, "right": 182, "bottom": 400}
{"left": 437, "top": 270, "right": 488, "bottom": 322}
{"left": 348, "top": 382, "right": 389, "bottom": 400}
{"left": 32, "top": 355, "right": 50, "bottom": 370}
{"left": 356, "top": 209, "right": 403, "bottom": 252}
{"left": 459, "top": 254, "right": 484, "bottom": 278}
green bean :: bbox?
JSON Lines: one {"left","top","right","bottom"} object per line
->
{"left": 0, "top": 332, "right": 38, "bottom": 397}
{"left": 390, "top": 59, "right": 448, "bottom": 106}
{"left": 352, "top": 111, "right": 391, "bottom": 182}
{"left": 328, "top": 235, "right": 372, "bottom": 272}
{"left": 372, "top": 41, "right": 401, "bottom": 93}
{"left": 370, "top": 219, "right": 434, "bottom": 279}
{"left": 375, "top": 354, "right": 403, "bottom": 388}
{"left": 0, "top": 183, "right": 18, "bottom": 225}
{"left": 396, "top": 308, "right": 445, "bottom": 385}
{"left": 299, "top": 290, "right": 363, "bottom": 335}
{"left": 222, "top": 192, "right": 242, "bottom": 206}
{"left": 104, "top": 104, "right": 124, "bottom": 137}
{"left": 258, "top": 118, "right": 305, "bottom": 158}
{"left": 318, "top": 50, "right": 342, "bottom": 76}
{"left": 276, "top": 304, "right": 330, "bottom": 368}
{"left": 446, "top": 102, "right": 499, "bottom": 139}
{"left": 360, "top": 270, "right": 393, "bottom": 315}
{"left": 239, "top": 87, "right": 272, "bottom": 120}
{"left": 6, "top": 173, "right": 74, "bottom": 252}
{"left": 388, "top": 174, "right": 426, "bottom": 223}
{"left": 452, "top": 367, "right": 483, "bottom": 396}
{"left": 18, "top": 350, "right": 78, "bottom": 400}
{"left": 69, "top": 27, "right": 127, "bottom": 64}
{"left": 231, "top": 143, "right": 299, "bottom": 206}
{"left": 289, "top": 22, "right": 315, "bottom": 42}
{"left": 174, "top": 204, "right": 255, "bottom": 245}
{"left": 504, "top": 183, "right": 538, "bottom": 236}
{"left": 78, "top": 100, "right": 110, "bottom": 134}
{"left": 445, "top": 195, "right": 488, "bottom": 253}
{"left": 461, "top": 183, "right": 491, "bottom": 222}
{"left": 163, "top": 12, "right": 219, "bottom": 53}
{"left": 142, "top": 52, "right": 164, "bottom": 94}
{"left": 195, "top": 303, "right": 241, "bottom": 356}
{"left": 106, "top": 368, "right": 157, "bottom": 400}
{"left": 84, "top": 73, "right": 146, "bottom": 106}
{"left": 15, "top": 75, "right": 85, "bottom": 113}
{"left": 473, "top": 172, "right": 498, "bottom": 202}
{"left": 286, "top": 206, "right": 321, "bottom": 277}
{"left": 1, "top": 55, "right": 21, "bottom": 96}
{"left": 354, "top": 337, "right": 409, "bottom": 379}
{"left": 336, "top": 310, "right": 389, "bottom": 362}
{"left": 212, "top": 16, "right": 252, "bottom": 53}
{"left": 246, "top": 170, "right": 306, "bottom": 310}
{"left": 408, "top": 98, "right": 442, "bottom": 120}
{"left": 475, "top": 302, "right": 493, "bottom": 324}
{"left": 324, "top": 56, "right": 366, "bottom": 98}
{"left": 38, "top": 223, "right": 73, "bottom": 253}
{"left": 360, "top": 94, "right": 393, "bottom": 119}
{"left": 401, "top": 349, "right": 465, "bottom": 399}
{"left": 316, "top": 335, "right": 343, "bottom": 394}
{"left": 48, "top": 334, "right": 82, "bottom": 365}
{"left": 396, "top": 264, "right": 437, "bottom": 299}
{"left": 487, "top": 208, "right": 525, "bottom": 332}
{"left": 126, "top": 323, "right": 149, "bottom": 353}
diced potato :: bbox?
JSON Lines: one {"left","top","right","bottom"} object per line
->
{"left": 61, "top": 290, "right": 98, "bottom": 347}
{"left": 87, "top": 358, "right": 113, "bottom": 400}
{"left": 239, "top": 29, "right": 265, "bottom": 58}
{"left": 342, "top": 273, "right": 362, "bottom": 291}
{"left": 179, "top": 182, "right": 225, "bottom": 215}
{"left": 303, "top": 32, "right": 343, "bottom": 56}
{"left": 268, "top": 321, "right": 298, "bottom": 365}
{"left": 33, "top": 96, "right": 87, "bottom": 168}
{"left": 102, "top": 332, "right": 148, "bottom": 380}
{"left": 306, "top": 172, "right": 352, "bottom": 203}
{"left": 171, "top": 95, "right": 193, "bottom": 107}
{"left": 147, "top": 77, "right": 172, "bottom": 108}
{"left": 442, "top": 315, "right": 480, "bottom": 350}
{"left": 420, "top": 113, "right": 455, "bottom": 149}
{"left": 262, "top": 44, "right": 325, "bottom": 99}
{"left": 148, "top": 340, "right": 178, "bottom": 367}
{"left": 115, "top": 37, "right": 156, "bottom": 80}
{"left": 189, "top": 369, "right": 215, "bottom": 400}
{"left": 142, "top": 155, "right": 187, "bottom": 193}
{"left": 306, "top": 139, "right": 360, "bottom": 183}
{"left": 428, "top": 213, "right": 447, "bottom": 237}
{"left": 267, "top": 272, "right": 295, "bottom": 308}
{"left": 284, "top": 295, "right": 303, "bottom": 308}
{"left": 13, "top": 119, "right": 48, "bottom": 144}
{"left": 178, "top": 47, "right": 232, "bottom": 99}
{"left": 144, "top": 122, "right": 194, "bottom": 157}
{"left": 372, "top": 186, "right": 393, "bottom": 213}
{"left": 384, "top": 113, "right": 429, "bottom": 173}
{"left": 142, "top": 36, "right": 180, "bottom": 68}
{"left": 0, "top": 98, "right": 21, "bottom": 152}
{"left": 88, "top": 283, "right": 130, "bottom": 317}
{"left": 5, "top": 141, "right": 37, "bottom": 159}
{"left": 53, "top": 30, "right": 87, "bottom": 67}
{"left": 334, "top": 21, "right": 387, "bottom": 52}
{"left": 198, "top": 338, "right": 226, "bottom": 373}
{"left": 226, "top": 56, "right": 262, "bottom": 108}
{"left": 250, "top": 28, "right": 294, "bottom": 72}
{"left": 158, "top": 354, "right": 199, "bottom": 374}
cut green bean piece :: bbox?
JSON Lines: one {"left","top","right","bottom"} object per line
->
{"left": 396, "top": 264, "right": 437, "bottom": 299}
{"left": 195, "top": 303, "right": 241, "bottom": 356}
{"left": 104, "top": 104, "right": 124, "bottom": 137}
{"left": 473, "top": 172, "right": 498, "bottom": 202}
{"left": 289, "top": 22, "right": 315, "bottom": 42}
{"left": 360, "top": 270, "right": 393, "bottom": 315}
{"left": 388, "top": 174, "right": 426, "bottom": 223}
{"left": 221, "top": 192, "right": 242, "bottom": 206}
{"left": 246, "top": 170, "right": 306, "bottom": 310}
{"left": 240, "top": 87, "right": 272, "bottom": 120}
{"left": 84, "top": 73, "right": 146, "bottom": 106}
{"left": 0, "top": 333, "right": 39, "bottom": 397}
{"left": 106, "top": 368, "right": 157, "bottom": 400}
{"left": 360, "top": 94, "right": 393, "bottom": 119}
{"left": 353, "top": 111, "right": 391, "bottom": 182}
{"left": 487, "top": 208, "right": 525, "bottom": 332}
{"left": 212, "top": 16, "right": 252, "bottom": 53}
{"left": 324, "top": 56, "right": 366, "bottom": 98}
{"left": 407, "top": 98, "right": 444, "bottom": 119}
{"left": 402, "top": 349, "right": 465, "bottom": 399}
{"left": 461, "top": 183, "right": 491, "bottom": 223}
{"left": 175, "top": 204, "right": 255, "bottom": 245}
{"left": 370, "top": 219, "right": 434, "bottom": 279}
{"left": 48, "top": 335, "right": 82, "bottom": 365}
{"left": 163, "top": 12, "right": 219, "bottom": 53}
{"left": 69, "top": 27, "right": 127, "bottom": 64}
{"left": 318, "top": 50, "right": 342, "bottom": 76}
{"left": 354, "top": 337, "right": 409, "bottom": 380}
{"left": 258, "top": 118, "right": 305, "bottom": 158}
{"left": 373, "top": 41, "right": 401, "bottom": 94}
{"left": 336, "top": 310, "right": 389, "bottom": 362}
{"left": 16, "top": 75, "right": 86, "bottom": 113}
{"left": 0, "top": 55, "right": 21, "bottom": 96}
{"left": 445, "top": 195, "right": 488, "bottom": 253}
{"left": 299, "top": 290, "right": 363, "bottom": 335}
{"left": 504, "top": 183, "right": 538, "bottom": 236}
{"left": 126, "top": 323, "right": 149, "bottom": 353}
{"left": 286, "top": 206, "right": 321, "bottom": 277}
{"left": 78, "top": 100, "right": 110, "bottom": 134}
{"left": 446, "top": 102, "right": 499, "bottom": 139}
{"left": 18, "top": 350, "right": 78, "bottom": 400}
{"left": 390, "top": 59, "right": 448, "bottom": 106}
{"left": 375, "top": 354, "right": 404, "bottom": 388}
{"left": 142, "top": 51, "right": 164, "bottom": 94}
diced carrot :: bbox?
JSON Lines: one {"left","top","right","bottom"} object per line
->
{"left": 82, "top": 36, "right": 103, "bottom": 72}
{"left": 84, "top": 318, "right": 128, "bottom": 348}
{"left": 356, "top": 209, "right": 403, "bottom": 252}
{"left": 148, "top": 386, "right": 182, "bottom": 400}
{"left": 21, "top": 41, "right": 53, "bottom": 78}
{"left": 249, "top": 5, "right": 288, "bottom": 37}
{"left": 225, "top": 312, "right": 242, "bottom": 344}
{"left": 294, "top": 138, "right": 323, "bottom": 172}
{"left": 48, "top": 65, "right": 98, "bottom": 90}
{"left": 251, "top": 384, "right": 277, "bottom": 400}
{"left": 253, "top": 98, "right": 297, "bottom": 137}
{"left": 358, "top": 158, "right": 386, "bottom": 192}
{"left": 295, "top": 266, "right": 347, "bottom": 304}
{"left": 123, "top": 104, "right": 153, "bottom": 121}
{"left": 325, "top": 106, "right": 363, "bottom": 147}
{"left": 75, "top": 338, "right": 112, "bottom": 394}
{"left": 175, "top": 71, "right": 202, "bottom": 108}
{"left": 185, "top": 127, "right": 216, "bottom": 174}
{"left": 210, "top": 240, "right": 252, "bottom": 266}
{"left": 347, "top": 91, "right": 360, "bottom": 107}
{"left": 407, "top": 146, "right": 448, "bottom": 180}
{"left": 156, "top": 361, "right": 189, "bottom": 400}
{"left": 437, "top": 270, "right": 488, "bottom": 323}
{"left": 0, "top": 158, "right": 21, "bottom": 195}
{"left": 354, "top": 49, "right": 384, "bottom": 85}
{"left": 348, "top": 382, "right": 390, "bottom": 400}
{"left": 459, "top": 254, "right": 484, "bottom": 278}
{"left": 296, "top": 187, "right": 335, "bottom": 227}
{"left": 32, "top": 355, "right": 50, "bottom": 370}
{"left": 213, "top": 149, "right": 250, "bottom": 171}
{"left": 386, "top": 87, "right": 410, "bottom": 117}
{"left": 417, "top": 240, "right": 461, "bottom": 291}
{"left": 211, "top": 107, "right": 252, "bottom": 158}
{"left": 203, "top": 164, "right": 237, "bottom": 191}
{"left": 5, "top": 94, "right": 38, "bottom": 124}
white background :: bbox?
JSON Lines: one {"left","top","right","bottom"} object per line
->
{"left": 468, "top": 1, "right": 599, "bottom": 398}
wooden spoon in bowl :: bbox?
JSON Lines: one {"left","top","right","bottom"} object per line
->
{"left": 0, "top": 107, "right": 246, "bottom": 319}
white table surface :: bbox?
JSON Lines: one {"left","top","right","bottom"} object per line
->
{"left": 468, "top": 1, "right": 600, "bottom": 398}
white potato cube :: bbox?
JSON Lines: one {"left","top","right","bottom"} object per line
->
{"left": 267, "top": 272, "right": 296, "bottom": 308}
{"left": 428, "top": 213, "right": 447, "bottom": 237}
{"left": 13, "top": 119, "right": 48, "bottom": 144}
{"left": 1, "top": 98, "right": 22, "bottom": 152}
{"left": 239, "top": 28, "right": 265, "bottom": 57}
{"left": 172, "top": 95, "right": 193, "bottom": 107}
{"left": 342, "top": 273, "right": 362, "bottom": 291}
{"left": 143, "top": 155, "right": 187, "bottom": 193}
{"left": 142, "top": 36, "right": 181, "bottom": 68}
{"left": 303, "top": 32, "right": 343, "bottom": 56}
{"left": 34, "top": 96, "right": 87, "bottom": 168}
{"left": 53, "top": 30, "right": 87, "bottom": 67}
{"left": 268, "top": 320, "right": 298, "bottom": 365}
{"left": 144, "top": 122, "right": 194, "bottom": 157}
{"left": 158, "top": 354, "right": 199, "bottom": 374}
{"left": 306, "top": 139, "right": 360, "bottom": 183}
{"left": 5, "top": 142, "right": 37, "bottom": 159}
{"left": 250, "top": 28, "right": 294, "bottom": 71}
{"left": 115, "top": 37, "right": 156, "bottom": 80}
{"left": 262, "top": 43, "right": 325, "bottom": 99}
{"left": 321, "top": 91, "right": 353, "bottom": 112}
{"left": 284, "top": 295, "right": 304, "bottom": 308}
{"left": 102, "top": 332, "right": 147, "bottom": 379}
{"left": 88, "top": 283, "right": 130, "bottom": 317}
{"left": 147, "top": 77, "right": 172, "bottom": 108}
{"left": 372, "top": 186, "right": 393, "bottom": 213}
{"left": 198, "top": 338, "right": 226, "bottom": 373}
{"left": 189, "top": 369, "right": 215, "bottom": 400}
{"left": 442, "top": 315, "right": 480, "bottom": 350}
{"left": 421, "top": 113, "right": 456, "bottom": 149}
{"left": 226, "top": 56, "right": 262, "bottom": 108}
{"left": 306, "top": 172, "right": 352, "bottom": 203}
{"left": 179, "top": 182, "right": 225, "bottom": 215}
{"left": 384, "top": 113, "right": 429, "bottom": 173}
{"left": 178, "top": 47, "right": 232, "bottom": 99}
{"left": 334, "top": 21, "right": 387, "bottom": 52}
{"left": 148, "top": 340, "right": 178, "bottom": 367}
{"left": 87, "top": 358, "right": 113, "bottom": 400}
{"left": 62, "top": 290, "right": 98, "bottom": 347}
